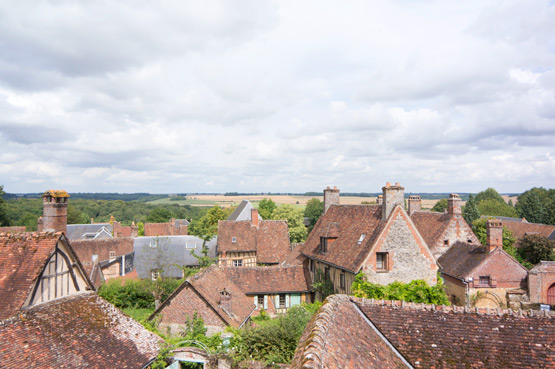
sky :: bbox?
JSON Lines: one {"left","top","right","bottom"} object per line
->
{"left": 0, "top": 0, "right": 554, "bottom": 194}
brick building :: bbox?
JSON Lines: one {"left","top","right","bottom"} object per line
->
{"left": 301, "top": 183, "right": 438, "bottom": 299}
{"left": 144, "top": 218, "right": 189, "bottom": 237}
{"left": 529, "top": 261, "right": 555, "bottom": 305}
{"left": 217, "top": 209, "right": 291, "bottom": 266}
{"left": 36, "top": 190, "right": 70, "bottom": 234}
{"left": 291, "top": 295, "right": 555, "bottom": 369}
{"left": 438, "top": 219, "right": 529, "bottom": 308}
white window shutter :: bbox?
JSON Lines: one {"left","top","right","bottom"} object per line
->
{"left": 286, "top": 294, "right": 290, "bottom": 308}
{"left": 254, "top": 295, "right": 258, "bottom": 308}
{"left": 275, "top": 295, "right": 280, "bottom": 307}
{"left": 264, "top": 295, "right": 268, "bottom": 309}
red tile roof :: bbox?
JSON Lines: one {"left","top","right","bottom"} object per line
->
{"left": 0, "top": 292, "right": 161, "bottom": 368}
{"left": 218, "top": 220, "right": 291, "bottom": 264}
{"left": 0, "top": 232, "right": 61, "bottom": 320}
{"left": 437, "top": 241, "right": 490, "bottom": 279}
{"left": 502, "top": 221, "right": 555, "bottom": 244}
{"left": 292, "top": 295, "right": 555, "bottom": 369}
{"left": 221, "top": 266, "right": 312, "bottom": 294}
{"left": 410, "top": 211, "right": 452, "bottom": 247}
{"left": 300, "top": 205, "right": 385, "bottom": 273}
{"left": 151, "top": 265, "right": 255, "bottom": 328}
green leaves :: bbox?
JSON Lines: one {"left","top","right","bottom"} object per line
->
{"left": 271, "top": 204, "right": 307, "bottom": 243}
{"left": 258, "top": 198, "right": 277, "bottom": 220}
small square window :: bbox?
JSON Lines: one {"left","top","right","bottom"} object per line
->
{"left": 151, "top": 269, "right": 159, "bottom": 281}
{"left": 279, "top": 294, "right": 286, "bottom": 308}
{"left": 479, "top": 276, "right": 490, "bottom": 286}
{"left": 376, "top": 252, "right": 388, "bottom": 271}
{"left": 233, "top": 259, "right": 243, "bottom": 267}
{"left": 444, "top": 240, "right": 449, "bottom": 246}
{"left": 109, "top": 251, "right": 116, "bottom": 260}
{"left": 257, "top": 295, "right": 264, "bottom": 308}
{"left": 232, "top": 237, "right": 236, "bottom": 243}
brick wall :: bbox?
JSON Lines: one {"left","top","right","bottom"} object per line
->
{"left": 158, "top": 285, "right": 227, "bottom": 336}
{"left": 0, "top": 226, "right": 26, "bottom": 233}
{"left": 144, "top": 222, "right": 188, "bottom": 237}
{"left": 529, "top": 262, "right": 555, "bottom": 304}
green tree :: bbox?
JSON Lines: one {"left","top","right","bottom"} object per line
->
{"left": 471, "top": 218, "right": 515, "bottom": 250}
{"left": 476, "top": 199, "right": 518, "bottom": 217}
{"left": 462, "top": 194, "right": 480, "bottom": 225}
{"left": 516, "top": 188, "right": 551, "bottom": 224}
{"left": 146, "top": 207, "right": 172, "bottom": 223}
{"left": 304, "top": 198, "right": 324, "bottom": 233}
{"left": 475, "top": 187, "right": 505, "bottom": 204}
{"left": 520, "top": 234, "right": 555, "bottom": 265}
{"left": 258, "top": 198, "right": 277, "bottom": 220}
{"left": 271, "top": 204, "right": 307, "bottom": 243}
{"left": 189, "top": 205, "right": 227, "bottom": 246}
{"left": 0, "top": 185, "right": 9, "bottom": 226}
{"left": 431, "top": 198, "right": 448, "bottom": 213}
{"left": 67, "top": 204, "right": 88, "bottom": 224}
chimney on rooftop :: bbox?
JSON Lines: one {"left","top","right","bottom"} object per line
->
{"left": 38, "top": 190, "right": 69, "bottom": 234}
{"left": 219, "top": 288, "right": 232, "bottom": 312}
{"left": 323, "top": 186, "right": 340, "bottom": 214}
{"left": 408, "top": 195, "right": 421, "bottom": 215}
{"left": 382, "top": 182, "right": 405, "bottom": 221}
{"left": 251, "top": 208, "right": 259, "bottom": 227}
{"left": 448, "top": 194, "right": 462, "bottom": 215}
{"left": 376, "top": 195, "right": 383, "bottom": 205}
{"left": 486, "top": 219, "right": 503, "bottom": 253}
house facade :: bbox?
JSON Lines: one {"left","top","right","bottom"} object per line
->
{"left": 301, "top": 183, "right": 438, "bottom": 299}
{"left": 528, "top": 261, "right": 555, "bottom": 305}
{"left": 438, "top": 219, "right": 529, "bottom": 308}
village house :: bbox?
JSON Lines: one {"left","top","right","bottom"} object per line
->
{"left": 220, "top": 265, "right": 312, "bottom": 317}
{"left": 227, "top": 200, "right": 262, "bottom": 221}
{"left": 290, "top": 294, "right": 555, "bottom": 369}
{"left": 0, "top": 232, "right": 161, "bottom": 368}
{"left": 149, "top": 265, "right": 255, "bottom": 335}
{"left": 438, "top": 219, "right": 529, "bottom": 308}
{"left": 217, "top": 208, "right": 291, "bottom": 266}
{"left": 495, "top": 216, "right": 555, "bottom": 246}
{"left": 528, "top": 261, "right": 555, "bottom": 305}
{"left": 410, "top": 193, "right": 480, "bottom": 258}
{"left": 301, "top": 183, "right": 438, "bottom": 298}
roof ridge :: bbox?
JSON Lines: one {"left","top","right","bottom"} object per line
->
{"left": 0, "top": 231, "right": 61, "bottom": 240}
{"left": 351, "top": 297, "right": 555, "bottom": 319}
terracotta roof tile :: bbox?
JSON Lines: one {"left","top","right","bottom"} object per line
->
{"left": 218, "top": 221, "right": 258, "bottom": 252}
{"left": 221, "top": 266, "right": 311, "bottom": 294}
{"left": 0, "top": 232, "right": 61, "bottom": 320}
{"left": 0, "top": 292, "right": 161, "bottom": 368}
{"left": 410, "top": 211, "right": 452, "bottom": 247}
{"left": 501, "top": 221, "right": 555, "bottom": 244}
{"left": 300, "top": 205, "right": 385, "bottom": 273}
{"left": 437, "top": 241, "right": 489, "bottom": 279}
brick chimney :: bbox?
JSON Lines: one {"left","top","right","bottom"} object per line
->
{"left": 486, "top": 219, "right": 503, "bottom": 253}
{"left": 448, "top": 194, "right": 462, "bottom": 215}
{"left": 251, "top": 208, "right": 259, "bottom": 227}
{"left": 131, "top": 221, "right": 138, "bottom": 238}
{"left": 323, "top": 186, "right": 340, "bottom": 214}
{"left": 38, "top": 190, "right": 70, "bottom": 234}
{"left": 382, "top": 182, "right": 405, "bottom": 221}
{"left": 408, "top": 195, "right": 421, "bottom": 215}
{"left": 219, "top": 288, "right": 232, "bottom": 312}
{"left": 376, "top": 195, "right": 383, "bottom": 205}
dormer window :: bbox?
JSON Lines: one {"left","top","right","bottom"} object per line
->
{"left": 320, "top": 237, "right": 328, "bottom": 253}
{"left": 109, "top": 251, "right": 115, "bottom": 260}
{"left": 444, "top": 240, "right": 449, "bottom": 246}
{"left": 232, "top": 237, "right": 236, "bottom": 243}
{"left": 357, "top": 233, "right": 366, "bottom": 244}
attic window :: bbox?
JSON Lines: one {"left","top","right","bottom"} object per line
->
{"left": 232, "top": 237, "right": 236, "bottom": 243}
{"left": 320, "top": 237, "right": 328, "bottom": 253}
{"left": 357, "top": 233, "right": 366, "bottom": 244}
{"left": 109, "top": 251, "right": 115, "bottom": 260}
{"left": 444, "top": 240, "right": 449, "bottom": 246}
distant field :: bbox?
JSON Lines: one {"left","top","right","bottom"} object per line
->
{"left": 149, "top": 194, "right": 443, "bottom": 209}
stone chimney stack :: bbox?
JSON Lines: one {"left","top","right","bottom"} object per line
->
{"left": 376, "top": 195, "right": 383, "bottom": 205}
{"left": 448, "top": 194, "right": 462, "bottom": 215}
{"left": 382, "top": 182, "right": 405, "bottom": 221}
{"left": 38, "top": 190, "right": 70, "bottom": 234}
{"left": 323, "top": 186, "right": 340, "bottom": 214}
{"left": 408, "top": 195, "right": 421, "bottom": 215}
{"left": 251, "top": 208, "right": 259, "bottom": 227}
{"left": 219, "top": 288, "right": 232, "bottom": 312}
{"left": 486, "top": 219, "right": 503, "bottom": 253}
{"left": 131, "top": 221, "right": 138, "bottom": 238}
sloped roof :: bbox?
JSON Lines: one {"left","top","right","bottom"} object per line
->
{"left": 280, "top": 245, "right": 306, "bottom": 267}
{"left": 256, "top": 220, "right": 291, "bottom": 264}
{"left": 151, "top": 265, "right": 254, "bottom": 328}
{"left": 221, "top": 266, "right": 312, "bottom": 294}
{"left": 0, "top": 292, "right": 161, "bottom": 368}
{"left": 218, "top": 221, "right": 258, "bottom": 252}
{"left": 0, "top": 232, "right": 81, "bottom": 320}
{"left": 410, "top": 211, "right": 452, "bottom": 247}
{"left": 66, "top": 223, "right": 113, "bottom": 240}
{"left": 300, "top": 205, "right": 385, "bottom": 273}
{"left": 228, "top": 200, "right": 261, "bottom": 221}
{"left": 291, "top": 295, "right": 411, "bottom": 368}
{"left": 292, "top": 295, "right": 555, "bottom": 369}
{"left": 501, "top": 221, "right": 555, "bottom": 242}
{"left": 437, "top": 241, "right": 489, "bottom": 279}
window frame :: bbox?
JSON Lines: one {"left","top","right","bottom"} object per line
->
{"left": 376, "top": 252, "right": 388, "bottom": 272}
{"left": 478, "top": 275, "right": 491, "bottom": 287}
{"left": 232, "top": 259, "right": 243, "bottom": 267}
{"left": 279, "top": 294, "right": 286, "bottom": 308}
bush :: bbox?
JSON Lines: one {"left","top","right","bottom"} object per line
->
{"left": 351, "top": 273, "right": 449, "bottom": 305}
{"left": 98, "top": 278, "right": 183, "bottom": 309}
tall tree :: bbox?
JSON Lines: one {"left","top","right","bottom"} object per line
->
{"left": 476, "top": 199, "right": 518, "bottom": 218}
{"left": 431, "top": 198, "right": 448, "bottom": 213}
{"left": 516, "top": 187, "right": 551, "bottom": 224}
{"left": 475, "top": 187, "right": 505, "bottom": 204}
{"left": 304, "top": 198, "right": 324, "bottom": 233}
{"left": 0, "top": 185, "right": 9, "bottom": 226}
{"left": 258, "top": 198, "right": 277, "bottom": 220}
{"left": 271, "top": 204, "right": 307, "bottom": 243}
{"left": 520, "top": 234, "right": 555, "bottom": 264}
{"left": 462, "top": 194, "right": 480, "bottom": 225}
{"left": 189, "top": 205, "right": 227, "bottom": 246}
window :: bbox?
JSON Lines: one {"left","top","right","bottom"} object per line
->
{"left": 149, "top": 240, "right": 157, "bottom": 249}
{"left": 340, "top": 273, "right": 345, "bottom": 289}
{"left": 310, "top": 260, "right": 314, "bottom": 273}
{"left": 257, "top": 295, "right": 264, "bottom": 308}
{"left": 151, "top": 269, "right": 159, "bottom": 281}
{"left": 186, "top": 242, "right": 196, "bottom": 249}
{"left": 443, "top": 240, "right": 449, "bottom": 246}
{"left": 320, "top": 237, "right": 328, "bottom": 253}
{"left": 479, "top": 275, "right": 490, "bottom": 286}
{"left": 357, "top": 233, "right": 366, "bottom": 244}
{"left": 232, "top": 259, "right": 243, "bottom": 267}
{"left": 232, "top": 237, "right": 236, "bottom": 243}
{"left": 109, "top": 250, "right": 116, "bottom": 260}
{"left": 376, "top": 252, "right": 388, "bottom": 271}
{"left": 279, "top": 294, "right": 286, "bottom": 308}
{"left": 324, "top": 266, "right": 330, "bottom": 281}
{"left": 468, "top": 239, "right": 473, "bottom": 243}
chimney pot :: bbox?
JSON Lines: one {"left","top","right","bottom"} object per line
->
{"left": 448, "top": 194, "right": 462, "bottom": 215}
{"left": 382, "top": 182, "right": 405, "bottom": 221}
{"left": 386, "top": 182, "right": 391, "bottom": 187}
{"left": 395, "top": 182, "right": 400, "bottom": 186}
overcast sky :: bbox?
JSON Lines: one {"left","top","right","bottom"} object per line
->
{"left": 1, "top": 0, "right": 554, "bottom": 194}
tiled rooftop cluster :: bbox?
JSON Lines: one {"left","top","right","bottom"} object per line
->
{"left": 221, "top": 265, "right": 311, "bottom": 294}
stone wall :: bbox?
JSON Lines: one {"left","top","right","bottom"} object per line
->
{"left": 431, "top": 216, "right": 481, "bottom": 258}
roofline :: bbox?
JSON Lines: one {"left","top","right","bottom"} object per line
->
{"left": 439, "top": 270, "right": 466, "bottom": 282}
{"left": 59, "top": 233, "right": 96, "bottom": 291}
{"left": 239, "top": 305, "right": 257, "bottom": 329}
{"left": 244, "top": 290, "right": 312, "bottom": 295}
{"left": 352, "top": 300, "right": 414, "bottom": 369}
{"left": 300, "top": 253, "right": 357, "bottom": 273}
